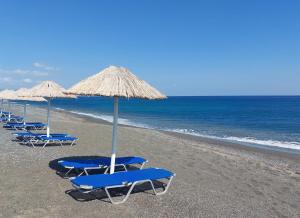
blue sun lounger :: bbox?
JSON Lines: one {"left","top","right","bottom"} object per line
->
{"left": 0, "top": 111, "right": 10, "bottom": 117}
{"left": 28, "top": 135, "right": 78, "bottom": 147}
{"left": 14, "top": 132, "right": 68, "bottom": 141}
{"left": 4, "top": 122, "right": 46, "bottom": 130}
{"left": 0, "top": 115, "right": 20, "bottom": 122}
{"left": 58, "top": 156, "right": 148, "bottom": 177}
{"left": 14, "top": 132, "right": 68, "bottom": 142}
{"left": 70, "top": 168, "right": 175, "bottom": 204}
{"left": 6, "top": 115, "right": 24, "bottom": 122}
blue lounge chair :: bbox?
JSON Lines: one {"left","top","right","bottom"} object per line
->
{"left": 0, "top": 111, "right": 10, "bottom": 117}
{"left": 4, "top": 122, "right": 46, "bottom": 130}
{"left": 58, "top": 156, "right": 148, "bottom": 177}
{"left": 0, "top": 111, "right": 10, "bottom": 115}
{"left": 70, "top": 168, "right": 175, "bottom": 204}
{"left": 28, "top": 135, "right": 78, "bottom": 147}
{"left": 3, "top": 115, "right": 24, "bottom": 123}
{"left": 0, "top": 117, "right": 7, "bottom": 122}
{"left": 14, "top": 132, "right": 68, "bottom": 141}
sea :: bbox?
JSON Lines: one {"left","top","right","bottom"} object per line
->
{"left": 28, "top": 96, "right": 300, "bottom": 153}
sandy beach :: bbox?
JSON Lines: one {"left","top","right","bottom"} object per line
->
{"left": 1, "top": 105, "right": 300, "bottom": 218}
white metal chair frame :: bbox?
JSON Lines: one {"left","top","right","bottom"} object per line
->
{"left": 28, "top": 137, "right": 78, "bottom": 148}
{"left": 72, "top": 175, "right": 175, "bottom": 205}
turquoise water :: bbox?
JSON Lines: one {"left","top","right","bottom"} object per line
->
{"left": 27, "top": 96, "right": 300, "bottom": 152}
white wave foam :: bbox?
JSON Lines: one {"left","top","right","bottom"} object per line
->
{"left": 167, "top": 128, "right": 300, "bottom": 151}
{"left": 55, "top": 107, "right": 66, "bottom": 111}
{"left": 67, "top": 110, "right": 153, "bottom": 129}
{"left": 223, "top": 136, "right": 300, "bottom": 150}
{"left": 56, "top": 109, "right": 300, "bottom": 151}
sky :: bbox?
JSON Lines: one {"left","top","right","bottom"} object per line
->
{"left": 0, "top": 0, "right": 299, "bottom": 96}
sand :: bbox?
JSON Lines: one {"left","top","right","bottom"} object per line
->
{"left": 0, "top": 105, "right": 299, "bottom": 218}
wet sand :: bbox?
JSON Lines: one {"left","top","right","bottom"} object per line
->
{"left": 0, "top": 105, "right": 299, "bottom": 218}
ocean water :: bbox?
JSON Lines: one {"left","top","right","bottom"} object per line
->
{"left": 28, "top": 96, "right": 300, "bottom": 152}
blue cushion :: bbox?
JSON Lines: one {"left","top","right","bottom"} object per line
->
{"left": 14, "top": 132, "right": 69, "bottom": 138}
{"left": 59, "top": 156, "right": 146, "bottom": 169}
{"left": 38, "top": 136, "right": 77, "bottom": 141}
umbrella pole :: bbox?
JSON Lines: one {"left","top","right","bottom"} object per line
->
{"left": 23, "top": 103, "right": 27, "bottom": 125}
{"left": 47, "top": 99, "right": 51, "bottom": 137}
{"left": 0, "top": 99, "right": 3, "bottom": 115}
{"left": 110, "top": 96, "right": 119, "bottom": 174}
{"left": 8, "top": 101, "right": 11, "bottom": 121}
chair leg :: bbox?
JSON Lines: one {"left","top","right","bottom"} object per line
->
{"left": 43, "top": 141, "right": 49, "bottom": 148}
{"left": 83, "top": 168, "right": 90, "bottom": 176}
{"left": 140, "top": 162, "right": 146, "bottom": 169}
{"left": 78, "top": 170, "right": 86, "bottom": 176}
{"left": 104, "top": 167, "right": 109, "bottom": 174}
{"left": 104, "top": 183, "right": 136, "bottom": 205}
{"left": 149, "top": 176, "right": 174, "bottom": 196}
{"left": 30, "top": 140, "right": 36, "bottom": 148}
{"left": 64, "top": 168, "right": 74, "bottom": 176}
{"left": 103, "top": 177, "right": 173, "bottom": 205}
{"left": 70, "top": 140, "right": 76, "bottom": 146}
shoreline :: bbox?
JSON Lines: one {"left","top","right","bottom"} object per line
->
{"left": 52, "top": 106, "right": 300, "bottom": 155}
{"left": 15, "top": 102, "right": 300, "bottom": 154}
{"left": 52, "top": 106, "right": 300, "bottom": 173}
{"left": 51, "top": 106, "right": 300, "bottom": 154}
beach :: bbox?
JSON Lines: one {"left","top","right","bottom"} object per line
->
{"left": 1, "top": 105, "right": 300, "bottom": 218}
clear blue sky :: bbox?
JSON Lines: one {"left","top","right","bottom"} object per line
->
{"left": 0, "top": 0, "right": 299, "bottom": 96}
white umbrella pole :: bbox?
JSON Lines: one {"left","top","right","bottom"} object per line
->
{"left": 0, "top": 99, "right": 3, "bottom": 115}
{"left": 23, "top": 103, "right": 27, "bottom": 125}
{"left": 110, "top": 96, "right": 119, "bottom": 174}
{"left": 8, "top": 101, "right": 11, "bottom": 121}
{"left": 47, "top": 99, "right": 51, "bottom": 137}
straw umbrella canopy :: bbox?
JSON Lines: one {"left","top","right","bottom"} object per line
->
{"left": 0, "top": 89, "right": 17, "bottom": 100}
{"left": 0, "top": 90, "right": 9, "bottom": 114}
{"left": 0, "top": 90, "right": 3, "bottom": 115}
{"left": 23, "top": 81, "right": 75, "bottom": 137}
{"left": 0, "top": 89, "right": 18, "bottom": 120}
{"left": 15, "top": 88, "right": 46, "bottom": 124}
{"left": 67, "top": 66, "right": 166, "bottom": 174}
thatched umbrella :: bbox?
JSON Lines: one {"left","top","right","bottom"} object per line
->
{"left": 0, "top": 89, "right": 17, "bottom": 121}
{"left": 0, "top": 90, "right": 6, "bottom": 115}
{"left": 24, "top": 81, "right": 75, "bottom": 137}
{"left": 0, "top": 90, "right": 7, "bottom": 116}
{"left": 15, "top": 88, "right": 46, "bottom": 124}
{"left": 67, "top": 66, "right": 166, "bottom": 174}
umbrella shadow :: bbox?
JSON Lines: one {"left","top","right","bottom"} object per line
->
{"left": 65, "top": 180, "right": 167, "bottom": 203}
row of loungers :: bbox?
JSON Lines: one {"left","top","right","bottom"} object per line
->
{"left": 1, "top": 112, "right": 78, "bottom": 148}
{"left": 2, "top": 111, "right": 174, "bottom": 204}
{"left": 57, "top": 156, "right": 175, "bottom": 204}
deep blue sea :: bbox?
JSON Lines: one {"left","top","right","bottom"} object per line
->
{"left": 29, "top": 96, "right": 300, "bottom": 152}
